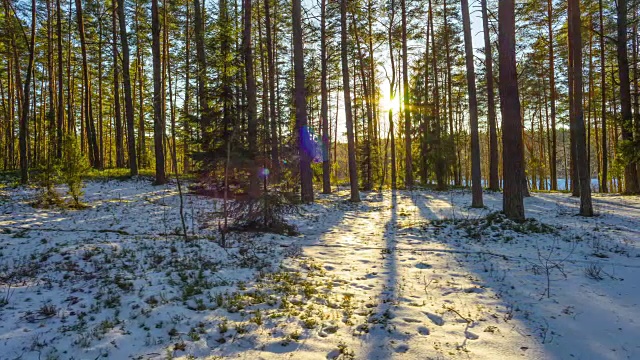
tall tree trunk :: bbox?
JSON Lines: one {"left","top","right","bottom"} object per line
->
{"left": 568, "top": 0, "right": 593, "bottom": 215}
{"left": 293, "top": 0, "right": 314, "bottom": 202}
{"left": 340, "top": 0, "right": 360, "bottom": 202}
{"left": 461, "top": 0, "right": 483, "bottom": 207}
{"left": 498, "top": 0, "right": 525, "bottom": 221}
{"left": 367, "top": 0, "right": 378, "bottom": 185}
{"left": 18, "top": 0, "right": 37, "bottom": 183}
{"left": 118, "top": 0, "right": 139, "bottom": 175}
{"left": 113, "top": 0, "right": 124, "bottom": 168}
{"left": 617, "top": 0, "right": 639, "bottom": 193}
{"left": 162, "top": 0, "right": 169, "bottom": 171}
{"left": 320, "top": 0, "right": 331, "bottom": 193}
{"left": 481, "top": 0, "right": 498, "bottom": 191}
{"left": 193, "top": 0, "right": 211, "bottom": 149}
{"left": 599, "top": 0, "right": 607, "bottom": 192}
{"left": 56, "top": 0, "right": 64, "bottom": 159}
{"left": 151, "top": 0, "right": 166, "bottom": 184}
{"left": 98, "top": 12, "right": 105, "bottom": 168}
{"left": 244, "top": 0, "right": 259, "bottom": 196}
{"left": 401, "top": 0, "right": 412, "bottom": 189}
{"left": 444, "top": 0, "right": 458, "bottom": 186}
{"left": 46, "top": 0, "right": 55, "bottom": 161}
{"left": 135, "top": 1, "right": 146, "bottom": 168}
{"left": 568, "top": 21, "right": 578, "bottom": 197}
{"left": 388, "top": 0, "right": 397, "bottom": 189}
{"left": 264, "top": 0, "right": 280, "bottom": 179}
{"left": 352, "top": 12, "right": 374, "bottom": 191}
{"left": 547, "top": 0, "right": 558, "bottom": 190}
{"left": 429, "top": 0, "right": 444, "bottom": 190}
{"left": 220, "top": 0, "right": 233, "bottom": 148}
{"left": 66, "top": 0, "right": 74, "bottom": 135}
{"left": 76, "top": 0, "right": 100, "bottom": 169}
{"left": 183, "top": 0, "right": 191, "bottom": 172}
{"left": 421, "top": 7, "right": 431, "bottom": 185}
{"left": 633, "top": 3, "right": 639, "bottom": 145}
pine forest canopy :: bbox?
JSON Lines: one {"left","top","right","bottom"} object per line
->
{"left": 2, "top": 0, "right": 640, "bottom": 220}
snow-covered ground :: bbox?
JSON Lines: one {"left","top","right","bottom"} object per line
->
{"left": 0, "top": 179, "right": 638, "bottom": 359}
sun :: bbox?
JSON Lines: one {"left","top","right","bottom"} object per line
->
{"left": 380, "top": 95, "right": 401, "bottom": 113}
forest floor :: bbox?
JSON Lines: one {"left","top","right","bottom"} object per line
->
{"left": 0, "top": 178, "right": 639, "bottom": 360}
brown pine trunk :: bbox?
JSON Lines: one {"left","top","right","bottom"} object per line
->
{"left": 320, "top": 0, "right": 331, "bottom": 193}
{"left": 461, "top": 0, "right": 483, "bottom": 207}
{"left": 151, "top": 0, "right": 166, "bottom": 184}
{"left": 56, "top": 0, "right": 64, "bottom": 159}
{"left": 429, "top": 0, "right": 444, "bottom": 190}
{"left": 193, "top": 0, "right": 211, "bottom": 149}
{"left": 367, "top": 0, "right": 378, "bottom": 185}
{"left": 617, "top": 0, "right": 639, "bottom": 193}
{"left": 18, "top": 0, "right": 37, "bottom": 183}
{"left": 547, "top": 0, "right": 558, "bottom": 190}
{"left": 633, "top": 4, "right": 639, "bottom": 175}
{"left": 293, "top": 0, "right": 314, "bottom": 202}
{"left": 421, "top": 7, "right": 431, "bottom": 185}
{"left": 429, "top": 0, "right": 447, "bottom": 190}
{"left": 264, "top": 0, "right": 280, "bottom": 179}
{"left": 98, "top": 13, "right": 105, "bottom": 168}
{"left": 113, "top": 0, "right": 124, "bottom": 168}
{"left": 135, "top": 1, "right": 146, "bottom": 168}
{"left": 352, "top": 12, "right": 374, "bottom": 191}
{"left": 46, "top": 0, "right": 55, "bottom": 160}
{"left": 244, "top": 0, "right": 259, "bottom": 196}
{"left": 444, "top": 0, "right": 458, "bottom": 186}
{"left": 118, "top": 0, "right": 139, "bottom": 175}
{"left": 388, "top": 0, "right": 397, "bottom": 189}
{"left": 568, "top": 0, "right": 593, "bottom": 215}
{"left": 498, "top": 0, "right": 525, "bottom": 221}
{"left": 599, "top": 0, "right": 607, "bottom": 192}
{"left": 401, "top": 0, "right": 412, "bottom": 189}
{"left": 340, "top": 0, "right": 360, "bottom": 202}
{"left": 76, "top": 0, "right": 100, "bottom": 169}
{"left": 183, "top": 0, "right": 191, "bottom": 173}
{"left": 481, "top": 0, "right": 498, "bottom": 191}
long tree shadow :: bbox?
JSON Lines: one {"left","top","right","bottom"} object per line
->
{"left": 407, "top": 191, "right": 640, "bottom": 359}
{"left": 359, "top": 190, "right": 405, "bottom": 358}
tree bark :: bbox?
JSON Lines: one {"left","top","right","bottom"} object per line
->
{"left": 461, "top": 0, "right": 483, "bottom": 207}
{"left": 113, "top": 0, "right": 124, "bottom": 168}
{"left": 320, "top": 0, "right": 331, "bottom": 193}
{"left": 568, "top": 0, "right": 593, "bottom": 215}
{"left": 340, "top": 0, "right": 360, "bottom": 202}
{"left": 264, "top": 0, "right": 280, "bottom": 179}
{"left": 193, "top": 0, "right": 211, "bottom": 149}
{"left": 183, "top": 0, "right": 191, "bottom": 172}
{"left": 498, "top": 0, "right": 525, "bottom": 221}
{"left": 481, "top": 0, "right": 498, "bottom": 191}
{"left": 444, "top": 0, "right": 458, "bottom": 186}
{"left": 135, "top": 0, "right": 146, "bottom": 168}
{"left": 98, "top": 12, "right": 105, "bottom": 169}
{"left": 401, "top": 0, "right": 412, "bottom": 189}
{"left": 600, "top": 0, "right": 607, "bottom": 191}
{"left": 428, "top": 0, "right": 444, "bottom": 190}
{"left": 151, "top": 0, "right": 166, "bottom": 184}
{"left": 617, "top": 0, "right": 639, "bottom": 193}
{"left": 547, "top": 0, "right": 558, "bottom": 190}
{"left": 388, "top": 0, "right": 397, "bottom": 189}
{"left": 76, "top": 0, "right": 100, "bottom": 169}
{"left": 118, "top": 0, "right": 139, "bottom": 175}
{"left": 352, "top": 12, "right": 374, "bottom": 191}
{"left": 293, "top": 0, "right": 314, "bottom": 202}
{"left": 56, "top": 0, "right": 64, "bottom": 159}
{"left": 18, "top": 0, "right": 37, "bottom": 183}
{"left": 244, "top": 0, "right": 259, "bottom": 196}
